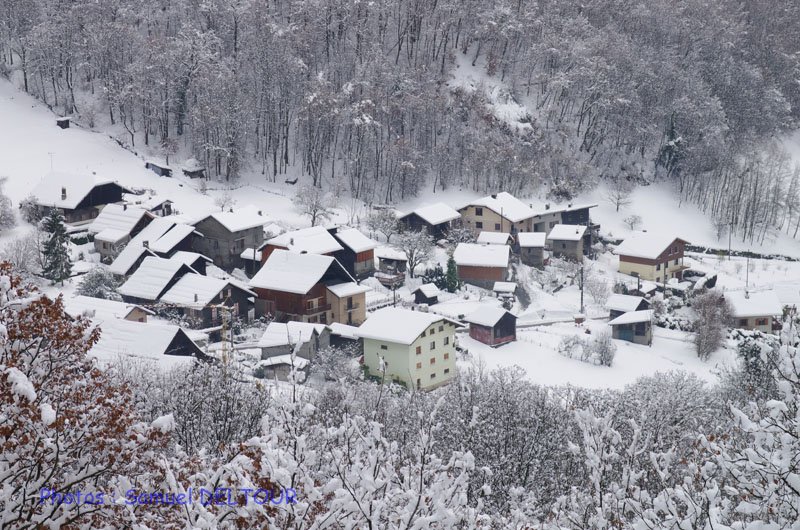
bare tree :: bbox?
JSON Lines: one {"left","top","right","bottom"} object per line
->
{"left": 692, "top": 290, "right": 733, "bottom": 360}
{"left": 604, "top": 179, "right": 633, "bottom": 212}
{"left": 366, "top": 209, "right": 400, "bottom": 243}
{"left": 585, "top": 272, "right": 611, "bottom": 305}
{"left": 623, "top": 214, "right": 642, "bottom": 230}
{"left": 294, "top": 185, "right": 334, "bottom": 227}
{"left": 395, "top": 229, "right": 434, "bottom": 278}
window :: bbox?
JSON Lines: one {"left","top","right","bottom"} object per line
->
{"left": 438, "top": 325, "right": 444, "bottom": 332}
{"left": 444, "top": 353, "right": 449, "bottom": 360}
{"left": 421, "top": 329, "right": 426, "bottom": 337}
{"left": 416, "top": 378, "right": 421, "bottom": 388}
{"left": 475, "top": 207, "right": 483, "bottom": 216}
{"left": 430, "top": 357, "right": 436, "bottom": 365}
{"left": 416, "top": 346, "right": 421, "bottom": 355}
{"left": 561, "top": 243, "right": 566, "bottom": 249}
{"left": 674, "top": 259, "right": 679, "bottom": 265}
{"left": 430, "top": 327, "right": 435, "bottom": 335}
{"left": 476, "top": 222, "right": 483, "bottom": 229}
{"left": 444, "top": 337, "right": 449, "bottom": 345}
{"left": 739, "top": 318, "right": 749, "bottom": 327}
{"left": 430, "top": 341, "right": 436, "bottom": 350}
{"left": 416, "top": 362, "right": 422, "bottom": 369}
{"left": 306, "top": 300, "right": 315, "bottom": 310}
{"left": 656, "top": 263, "right": 661, "bottom": 270}
{"left": 671, "top": 246, "right": 676, "bottom": 254}
{"left": 444, "top": 368, "right": 450, "bottom": 375}
{"left": 430, "top": 373, "right": 436, "bottom": 379}
{"left": 380, "top": 345, "right": 388, "bottom": 350}
{"left": 494, "top": 223, "right": 501, "bottom": 230}
{"left": 756, "top": 318, "right": 768, "bottom": 326}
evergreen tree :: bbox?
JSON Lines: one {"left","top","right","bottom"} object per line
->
{"left": 41, "top": 209, "right": 72, "bottom": 285}
{"left": 445, "top": 255, "right": 461, "bottom": 293}
{"left": 421, "top": 263, "right": 447, "bottom": 291}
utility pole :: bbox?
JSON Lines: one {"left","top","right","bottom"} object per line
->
{"left": 728, "top": 221, "right": 733, "bottom": 261}
{"left": 745, "top": 254, "right": 750, "bottom": 297}
{"left": 580, "top": 265, "right": 585, "bottom": 314}
{"left": 48, "top": 152, "right": 54, "bottom": 171}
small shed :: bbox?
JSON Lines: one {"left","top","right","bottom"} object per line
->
{"left": 376, "top": 247, "right": 408, "bottom": 274}
{"left": 56, "top": 117, "right": 71, "bottom": 129}
{"left": 145, "top": 161, "right": 173, "bottom": 177}
{"left": 608, "top": 310, "right": 653, "bottom": 345}
{"left": 328, "top": 322, "right": 363, "bottom": 352}
{"left": 464, "top": 306, "right": 517, "bottom": 347}
{"left": 547, "top": 224, "right": 587, "bottom": 261}
{"left": 182, "top": 158, "right": 206, "bottom": 179}
{"left": 517, "top": 232, "right": 546, "bottom": 268}
{"left": 452, "top": 243, "right": 510, "bottom": 288}
{"left": 606, "top": 294, "right": 651, "bottom": 320}
{"left": 477, "top": 231, "right": 513, "bottom": 245}
{"left": 413, "top": 283, "right": 440, "bottom": 305}
{"left": 254, "top": 355, "right": 309, "bottom": 382}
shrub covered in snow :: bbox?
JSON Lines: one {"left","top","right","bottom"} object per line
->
{"left": 75, "top": 266, "right": 121, "bottom": 300}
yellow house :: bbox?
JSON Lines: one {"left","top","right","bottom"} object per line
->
{"left": 356, "top": 307, "right": 460, "bottom": 391}
{"left": 458, "top": 192, "right": 535, "bottom": 235}
{"left": 616, "top": 233, "right": 690, "bottom": 283}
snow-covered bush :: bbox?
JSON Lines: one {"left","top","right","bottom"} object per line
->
{"left": 0, "top": 177, "right": 15, "bottom": 230}
{"left": 589, "top": 331, "right": 617, "bottom": 367}
{"left": 558, "top": 335, "right": 588, "bottom": 362}
{"left": 0, "top": 236, "right": 40, "bottom": 276}
{"left": 75, "top": 266, "right": 121, "bottom": 300}
{"left": 19, "top": 194, "right": 45, "bottom": 224}
{"left": 692, "top": 290, "right": 733, "bottom": 360}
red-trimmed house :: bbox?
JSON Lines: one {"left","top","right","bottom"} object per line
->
{"left": 616, "top": 233, "right": 690, "bottom": 283}
{"left": 464, "top": 306, "right": 517, "bottom": 347}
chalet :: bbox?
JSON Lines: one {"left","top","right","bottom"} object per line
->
{"left": 616, "top": 233, "right": 690, "bottom": 282}
{"left": 452, "top": 243, "right": 510, "bottom": 288}
{"left": 192, "top": 206, "right": 267, "bottom": 270}
{"left": 160, "top": 274, "right": 255, "bottom": 328}
{"left": 109, "top": 218, "right": 202, "bottom": 276}
{"left": 249, "top": 250, "right": 367, "bottom": 325}
{"left": 356, "top": 307, "right": 459, "bottom": 391}
{"left": 169, "top": 251, "right": 212, "bottom": 275}
{"left": 123, "top": 193, "right": 173, "bottom": 217}
{"left": 547, "top": 224, "right": 586, "bottom": 261}
{"left": 145, "top": 160, "right": 172, "bottom": 177}
{"left": 398, "top": 203, "right": 461, "bottom": 239}
{"left": 89, "top": 319, "right": 205, "bottom": 367}
{"left": 530, "top": 202, "right": 598, "bottom": 234}
{"left": 464, "top": 306, "right": 517, "bottom": 347}
{"left": 517, "top": 232, "right": 546, "bottom": 268}
{"left": 332, "top": 227, "right": 378, "bottom": 279}
{"left": 413, "top": 283, "right": 440, "bottom": 305}
{"left": 89, "top": 204, "right": 154, "bottom": 261}
{"left": 258, "top": 321, "right": 330, "bottom": 360}
{"left": 56, "top": 116, "right": 71, "bottom": 129}
{"left": 182, "top": 158, "right": 206, "bottom": 179}
{"left": 459, "top": 192, "right": 535, "bottom": 235}
{"left": 117, "top": 256, "right": 198, "bottom": 304}
{"left": 259, "top": 225, "right": 343, "bottom": 264}
{"left": 607, "top": 294, "right": 651, "bottom": 320}
{"left": 376, "top": 247, "right": 408, "bottom": 274}
{"left": 63, "top": 295, "right": 154, "bottom": 323}
{"left": 726, "top": 290, "right": 783, "bottom": 333}
{"left": 29, "top": 172, "right": 131, "bottom": 223}
{"left": 477, "top": 231, "right": 513, "bottom": 246}
{"left": 608, "top": 310, "right": 653, "bottom": 345}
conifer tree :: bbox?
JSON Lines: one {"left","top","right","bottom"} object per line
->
{"left": 41, "top": 209, "right": 72, "bottom": 284}
{"left": 445, "top": 255, "right": 460, "bottom": 293}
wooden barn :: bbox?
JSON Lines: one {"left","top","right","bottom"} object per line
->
{"left": 452, "top": 243, "right": 510, "bottom": 288}
{"left": 398, "top": 203, "right": 461, "bottom": 240}
{"left": 413, "top": 283, "right": 440, "bottom": 305}
{"left": 29, "top": 171, "right": 131, "bottom": 224}
{"left": 332, "top": 227, "right": 378, "bottom": 279}
{"left": 145, "top": 161, "right": 173, "bottom": 177}
{"left": 464, "top": 306, "right": 517, "bottom": 347}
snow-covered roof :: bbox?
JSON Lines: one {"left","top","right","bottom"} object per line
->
{"left": 170, "top": 251, "right": 212, "bottom": 267}
{"left": 607, "top": 294, "right": 648, "bottom": 313}
{"left": 89, "top": 204, "right": 151, "bottom": 235}
{"left": 264, "top": 223, "right": 284, "bottom": 237}
{"left": 414, "top": 283, "right": 440, "bottom": 298}
{"left": 29, "top": 171, "right": 118, "bottom": 209}
{"left": 400, "top": 202, "right": 461, "bottom": 225}
{"left": 453, "top": 243, "right": 510, "bottom": 268}
{"left": 257, "top": 354, "right": 309, "bottom": 370}
{"left": 726, "top": 290, "right": 783, "bottom": 318}
{"left": 375, "top": 247, "right": 407, "bottom": 261}
{"left": 493, "top": 281, "right": 517, "bottom": 293}
{"left": 615, "top": 233, "right": 689, "bottom": 260}
{"left": 123, "top": 193, "right": 172, "bottom": 211}
{"left": 197, "top": 205, "right": 267, "bottom": 233}
{"left": 89, "top": 319, "right": 199, "bottom": 365}
{"left": 335, "top": 228, "right": 377, "bottom": 253}
{"left": 477, "top": 232, "right": 511, "bottom": 245}
{"left": 117, "top": 256, "right": 196, "bottom": 301}
{"left": 259, "top": 321, "right": 328, "bottom": 348}
{"left": 547, "top": 224, "right": 587, "bottom": 241}
{"left": 161, "top": 274, "right": 252, "bottom": 308}
{"left": 240, "top": 248, "right": 262, "bottom": 261}
{"left": 464, "top": 306, "right": 514, "bottom": 327}
{"left": 329, "top": 322, "right": 360, "bottom": 339}
{"left": 148, "top": 223, "right": 196, "bottom": 254}
{"left": 109, "top": 217, "right": 177, "bottom": 275}
{"left": 94, "top": 228, "right": 129, "bottom": 244}
{"left": 249, "top": 249, "right": 353, "bottom": 294}
{"left": 608, "top": 310, "right": 654, "bottom": 326}
{"left": 326, "top": 282, "right": 370, "bottom": 298}
{"left": 266, "top": 226, "right": 343, "bottom": 255}
{"left": 531, "top": 202, "right": 598, "bottom": 217}
{"left": 517, "top": 232, "right": 546, "bottom": 247}
{"left": 461, "top": 192, "right": 535, "bottom": 223}
{"left": 63, "top": 295, "right": 154, "bottom": 322}
{"left": 182, "top": 158, "right": 204, "bottom": 172}
{"left": 356, "top": 307, "right": 457, "bottom": 345}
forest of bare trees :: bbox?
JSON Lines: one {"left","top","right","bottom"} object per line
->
{"left": 1, "top": 0, "right": 799, "bottom": 239}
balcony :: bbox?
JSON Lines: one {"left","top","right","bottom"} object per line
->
{"left": 303, "top": 303, "right": 332, "bottom": 315}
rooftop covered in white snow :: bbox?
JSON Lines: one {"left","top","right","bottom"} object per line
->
{"left": 547, "top": 224, "right": 587, "bottom": 241}
{"left": 464, "top": 306, "right": 514, "bottom": 327}
{"left": 117, "top": 256, "right": 197, "bottom": 301}
{"left": 615, "top": 233, "right": 689, "bottom": 260}
{"left": 399, "top": 202, "right": 461, "bottom": 226}
{"left": 460, "top": 192, "right": 535, "bottom": 223}
{"left": 249, "top": 249, "right": 353, "bottom": 294}
{"left": 453, "top": 243, "right": 510, "bottom": 268}
{"left": 265, "top": 225, "right": 343, "bottom": 255}
{"left": 334, "top": 227, "right": 377, "bottom": 253}
{"left": 725, "top": 290, "right": 783, "bottom": 318}
{"left": 29, "top": 171, "right": 122, "bottom": 210}
{"left": 516, "top": 232, "right": 546, "bottom": 247}
{"left": 356, "top": 307, "right": 459, "bottom": 345}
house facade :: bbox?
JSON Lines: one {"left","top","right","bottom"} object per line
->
{"left": 517, "top": 232, "right": 546, "bottom": 268}
{"left": 192, "top": 208, "right": 266, "bottom": 270}
{"left": 30, "top": 172, "right": 131, "bottom": 224}
{"left": 160, "top": 274, "right": 255, "bottom": 328}
{"left": 357, "top": 308, "right": 459, "bottom": 391}
{"left": 547, "top": 224, "right": 586, "bottom": 261}
{"left": 726, "top": 290, "right": 783, "bottom": 333}
{"left": 398, "top": 203, "right": 461, "bottom": 240}
{"left": 458, "top": 192, "right": 535, "bottom": 235}
{"left": 608, "top": 310, "right": 653, "bottom": 345}
{"left": 617, "top": 234, "right": 690, "bottom": 282}
{"left": 465, "top": 307, "right": 517, "bottom": 347}
{"left": 453, "top": 243, "right": 510, "bottom": 288}
{"left": 332, "top": 227, "right": 377, "bottom": 279}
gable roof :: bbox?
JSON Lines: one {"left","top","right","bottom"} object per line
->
{"left": 616, "top": 233, "right": 689, "bottom": 260}
{"left": 196, "top": 205, "right": 267, "bottom": 233}
{"left": 258, "top": 321, "right": 328, "bottom": 348}
{"left": 63, "top": 295, "right": 154, "bottom": 322}
{"left": 148, "top": 223, "right": 196, "bottom": 254}
{"left": 29, "top": 171, "right": 120, "bottom": 210}
{"left": 334, "top": 228, "right": 378, "bottom": 253}
{"left": 160, "top": 273, "right": 254, "bottom": 308}
{"left": 265, "top": 226, "right": 343, "bottom": 255}
{"left": 117, "top": 256, "right": 197, "bottom": 301}
{"left": 249, "top": 249, "right": 354, "bottom": 294}
{"left": 89, "top": 204, "right": 152, "bottom": 235}
{"left": 608, "top": 310, "right": 654, "bottom": 326}
{"left": 607, "top": 294, "right": 649, "bottom": 313}
{"left": 517, "top": 232, "right": 546, "bottom": 247}
{"left": 726, "top": 290, "right": 783, "bottom": 318}
{"left": 461, "top": 192, "right": 535, "bottom": 223}
{"left": 464, "top": 306, "right": 515, "bottom": 327}
{"left": 89, "top": 319, "right": 201, "bottom": 365}
{"left": 329, "top": 322, "right": 360, "bottom": 339}
{"left": 94, "top": 228, "right": 130, "bottom": 244}
{"left": 326, "top": 282, "right": 371, "bottom": 298}
{"left": 170, "top": 251, "right": 212, "bottom": 267}
{"left": 477, "top": 232, "right": 512, "bottom": 245}
{"left": 414, "top": 283, "right": 440, "bottom": 298}
{"left": 356, "top": 307, "right": 458, "bottom": 345}
{"left": 547, "top": 224, "right": 587, "bottom": 241}
{"left": 109, "top": 217, "right": 178, "bottom": 275}
{"left": 400, "top": 203, "right": 461, "bottom": 226}
{"left": 375, "top": 247, "right": 407, "bottom": 261}
{"left": 531, "top": 202, "right": 598, "bottom": 217}
{"left": 493, "top": 281, "right": 517, "bottom": 293}
{"left": 453, "top": 243, "right": 510, "bottom": 268}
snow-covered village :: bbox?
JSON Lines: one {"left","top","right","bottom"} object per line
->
{"left": 2, "top": 2, "right": 800, "bottom": 528}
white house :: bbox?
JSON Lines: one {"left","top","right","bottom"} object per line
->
{"left": 725, "top": 290, "right": 783, "bottom": 333}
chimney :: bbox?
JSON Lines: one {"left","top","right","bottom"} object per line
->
{"left": 568, "top": 202, "right": 572, "bottom": 208}
{"left": 258, "top": 210, "right": 262, "bottom": 216}
{"left": 142, "top": 240, "right": 149, "bottom": 249}
{"left": 745, "top": 291, "right": 750, "bottom": 300}
{"left": 290, "top": 238, "right": 294, "bottom": 246}
{"left": 229, "top": 207, "right": 233, "bottom": 213}
{"left": 491, "top": 194, "right": 498, "bottom": 199}
{"left": 123, "top": 204, "right": 127, "bottom": 211}
{"left": 545, "top": 203, "right": 550, "bottom": 210}
{"left": 194, "top": 293, "right": 198, "bottom": 303}
{"left": 61, "top": 187, "right": 67, "bottom": 200}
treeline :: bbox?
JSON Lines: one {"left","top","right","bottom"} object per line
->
{"left": 1, "top": 0, "right": 798, "bottom": 210}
